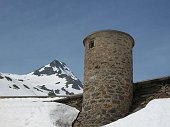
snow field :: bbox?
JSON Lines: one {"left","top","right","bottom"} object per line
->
{"left": 0, "top": 98, "right": 79, "bottom": 127}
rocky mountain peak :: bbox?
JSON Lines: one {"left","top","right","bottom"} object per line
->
{"left": 50, "top": 60, "right": 65, "bottom": 68}
{"left": 33, "top": 60, "right": 66, "bottom": 76}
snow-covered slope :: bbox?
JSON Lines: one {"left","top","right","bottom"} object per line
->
{"left": 0, "top": 98, "right": 79, "bottom": 127}
{"left": 0, "top": 60, "right": 83, "bottom": 96}
{"left": 0, "top": 98, "right": 170, "bottom": 127}
{"left": 103, "top": 98, "right": 170, "bottom": 127}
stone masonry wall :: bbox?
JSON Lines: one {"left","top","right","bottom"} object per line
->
{"left": 55, "top": 76, "right": 170, "bottom": 127}
{"left": 54, "top": 94, "right": 83, "bottom": 111}
{"left": 131, "top": 76, "right": 170, "bottom": 112}
{"left": 77, "top": 30, "right": 135, "bottom": 127}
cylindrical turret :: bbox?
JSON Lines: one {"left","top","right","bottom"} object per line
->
{"left": 81, "top": 30, "right": 135, "bottom": 126}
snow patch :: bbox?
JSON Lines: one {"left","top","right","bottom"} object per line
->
{"left": 103, "top": 98, "right": 170, "bottom": 127}
{"left": 38, "top": 64, "right": 51, "bottom": 72}
{"left": 0, "top": 98, "right": 79, "bottom": 127}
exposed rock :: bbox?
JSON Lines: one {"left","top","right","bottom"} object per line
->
{"left": 5, "top": 76, "right": 12, "bottom": 81}
{"left": 13, "top": 84, "right": 20, "bottom": 89}
{"left": 23, "top": 84, "right": 30, "bottom": 89}
{"left": 0, "top": 75, "right": 4, "bottom": 79}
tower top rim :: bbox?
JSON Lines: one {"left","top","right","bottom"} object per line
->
{"left": 83, "top": 29, "right": 135, "bottom": 47}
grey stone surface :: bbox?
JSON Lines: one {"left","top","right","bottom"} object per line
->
{"left": 79, "top": 30, "right": 134, "bottom": 126}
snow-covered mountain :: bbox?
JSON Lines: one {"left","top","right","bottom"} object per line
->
{"left": 0, "top": 60, "right": 83, "bottom": 96}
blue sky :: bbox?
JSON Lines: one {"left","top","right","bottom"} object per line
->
{"left": 0, "top": 0, "right": 170, "bottom": 82}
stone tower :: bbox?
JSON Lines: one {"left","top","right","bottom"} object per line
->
{"left": 81, "top": 30, "right": 135, "bottom": 126}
